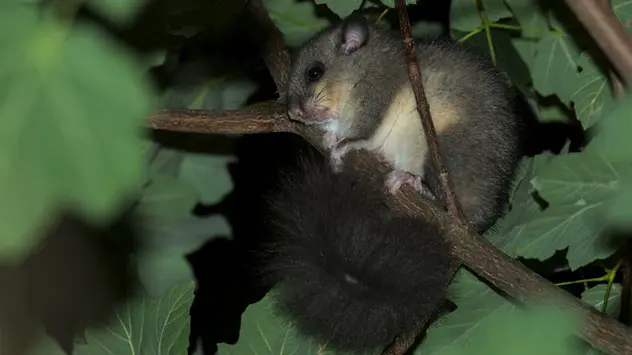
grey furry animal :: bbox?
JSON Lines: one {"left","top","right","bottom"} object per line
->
{"left": 286, "top": 14, "right": 525, "bottom": 232}
{"left": 260, "top": 155, "right": 456, "bottom": 353}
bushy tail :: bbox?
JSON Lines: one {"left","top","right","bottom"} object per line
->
{"left": 258, "top": 155, "right": 455, "bottom": 352}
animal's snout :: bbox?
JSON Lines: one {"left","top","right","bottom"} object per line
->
{"left": 288, "top": 94, "right": 305, "bottom": 120}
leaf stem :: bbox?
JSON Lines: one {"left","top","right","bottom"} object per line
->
{"left": 474, "top": 0, "right": 496, "bottom": 65}
{"left": 457, "top": 27, "right": 483, "bottom": 43}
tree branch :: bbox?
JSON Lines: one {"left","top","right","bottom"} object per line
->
{"left": 145, "top": 0, "right": 632, "bottom": 354}
{"left": 394, "top": 0, "right": 468, "bottom": 226}
{"left": 147, "top": 104, "right": 290, "bottom": 135}
{"left": 565, "top": 0, "right": 632, "bottom": 86}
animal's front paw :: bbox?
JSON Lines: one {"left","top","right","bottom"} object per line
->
{"left": 323, "top": 132, "right": 342, "bottom": 150}
{"left": 385, "top": 170, "right": 424, "bottom": 195}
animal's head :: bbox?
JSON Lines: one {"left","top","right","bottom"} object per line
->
{"left": 286, "top": 14, "right": 372, "bottom": 125}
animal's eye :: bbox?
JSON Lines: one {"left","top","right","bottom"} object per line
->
{"left": 305, "top": 62, "right": 325, "bottom": 82}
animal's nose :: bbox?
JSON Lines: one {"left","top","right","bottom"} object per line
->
{"left": 288, "top": 94, "right": 304, "bottom": 120}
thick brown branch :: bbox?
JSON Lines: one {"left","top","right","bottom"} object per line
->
{"left": 147, "top": 104, "right": 290, "bottom": 134}
{"left": 394, "top": 0, "right": 468, "bottom": 226}
{"left": 565, "top": 0, "right": 632, "bottom": 86}
{"left": 145, "top": 107, "right": 632, "bottom": 354}
{"left": 297, "top": 122, "right": 632, "bottom": 355}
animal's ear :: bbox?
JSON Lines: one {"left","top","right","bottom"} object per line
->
{"left": 339, "top": 13, "right": 369, "bottom": 55}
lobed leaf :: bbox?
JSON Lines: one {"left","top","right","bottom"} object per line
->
{"left": 315, "top": 0, "right": 363, "bottom": 18}
{"left": 452, "top": 305, "right": 577, "bottom": 355}
{"left": 137, "top": 216, "right": 230, "bottom": 297}
{"left": 450, "top": 0, "right": 512, "bottom": 32}
{"left": 179, "top": 152, "right": 234, "bottom": 205}
{"left": 380, "top": 0, "right": 417, "bottom": 8}
{"left": 73, "top": 281, "right": 195, "bottom": 355}
{"left": 530, "top": 33, "right": 582, "bottom": 102}
{"left": 582, "top": 284, "right": 622, "bottom": 355}
{"left": 138, "top": 173, "right": 199, "bottom": 222}
{"left": 590, "top": 94, "right": 632, "bottom": 229}
{"left": 0, "top": 5, "right": 153, "bottom": 262}
{"left": 87, "top": 0, "right": 148, "bottom": 25}
{"left": 499, "top": 150, "right": 629, "bottom": 270}
{"left": 504, "top": 0, "right": 550, "bottom": 29}
{"left": 416, "top": 269, "right": 517, "bottom": 354}
{"left": 217, "top": 292, "right": 326, "bottom": 355}
{"left": 262, "top": 0, "right": 332, "bottom": 47}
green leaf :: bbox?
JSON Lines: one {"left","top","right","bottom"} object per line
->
{"left": 138, "top": 173, "right": 198, "bottom": 222}
{"left": 511, "top": 37, "right": 539, "bottom": 81}
{"left": 262, "top": 0, "right": 332, "bottom": 47}
{"left": 453, "top": 305, "right": 577, "bottom": 355}
{"left": 528, "top": 33, "right": 614, "bottom": 128}
{"left": 504, "top": 0, "right": 550, "bottom": 29}
{"left": 411, "top": 21, "right": 444, "bottom": 37}
{"left": 137, "top": 216, "right": 230, "bottom": 297}
{"left": 582, "top": 284, "right": 622, "bottom": 315}
{"left": 590, "top": 94, "right": 632, "bottom": 228}
{"left": 581, "top": 284, "right": 622, "bottom": 355}
{"left": 534, "top": 98, "right": 569, "bottom": 123}
{"left": 504, "top": 1, "right": 549, "bottom": 80}
{"left": 568, "top": 53, "right": 616, "bottom": 128}
{"left": 380, "top": 0, "right": 417, "bottom": 8}
{"left": 509, "top": 1, "right": 618, "bottom": 128}
{"left": 87, "top": 0, "right": 148, "bottom": 25}
{"left": 217, "top": 292, "right": 323, "bottom": 355}
{"left": 162, "top": 76, "right": 259, "bottom": 111}
{"left": 500, "top": 147, "right": 632, "bottom": 270}
{"left": 416, "top": 269, "right": 517, "bottom": 354}
{"left": 613, "top": 0, "right": 632, "bottom": 37}
{"left": 530, "top": 33, "right": 581, "bottom": 101}
{"left": 603, "top": 178, "right": 632, "bottom": 230}
{"left": 0, "top": 158, "right": 55, "bottom": 263}
{"left": 450, "top": 0, "right": 512, "bottom": 32}
{"left": 74, "top": 281, "right": 195, "bottom": 355}
{"left": 421, "top": 272, "right": 578, "bottom": 355}
{"left": 315, "top": 0, "right": 362, "bottom": 18}
{"left": 485, "top": 154, "right": 552, "bottom": 253}
{"left": 457, "top": 27, "right": 531, "bottom": 91}
{"left": 592, "top": 93, "right": 632, "bottom": 163}
{"left": 0, "top": 6, "right": 152, "bottom": 261}
{"left": 179, "top": 152, "right": 234, "bottom": 205}
{"left": 146, "top": 145, "right": 185, "bottom": 179}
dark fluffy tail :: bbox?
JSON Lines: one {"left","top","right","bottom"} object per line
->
{"left": 259, "top": 155, "right": 456, "bottom": 352}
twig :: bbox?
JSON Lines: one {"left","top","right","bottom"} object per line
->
{"left": 565, "top": 0, "right": 632, "bottom": 86}
{"left": 392, "top": 0, "right": 468, "bottom": 226}
{"left": 380, "top": 1, "right": 470, "bottom": 353}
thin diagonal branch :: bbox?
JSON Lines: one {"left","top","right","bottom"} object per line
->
{"left": 393, "top": 0, "right": 468, "bottom": 225}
